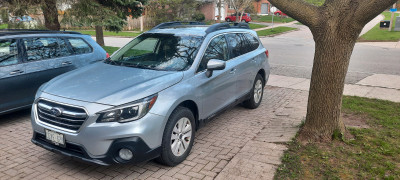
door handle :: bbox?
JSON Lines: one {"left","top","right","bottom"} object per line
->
{"left": 61, "top": 61, "right": 72, "bottom": 66}
{"left": 9, "top": 70, "right": 24, "bottom": 75}
{"left": 229, "top": 68, "right": 236, "bottom": 74}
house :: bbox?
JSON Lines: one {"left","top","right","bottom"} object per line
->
{"left": 253, "top": 0, "right": 272, "bottom": 15}
{"left": 199, "top": 0, "right": 273, "bottom": 21}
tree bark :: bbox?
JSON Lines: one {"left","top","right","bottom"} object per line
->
{"left": 41, "top": 0, "right": 60, "bottom": 30}
{"left": 95, "top": 26, "right": 105, "bottom": 46}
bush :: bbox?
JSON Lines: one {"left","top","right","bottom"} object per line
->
{"left": 192, "top": 12, "right": 205, "bottom": 22}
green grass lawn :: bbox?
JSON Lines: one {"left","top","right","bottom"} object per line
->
{"left": 102, "top": 46, "right": 120, "bottom": 54}
{"left": 275, "top": 96, "right": 400, "bottom": 179}
{"left": 360, "top": 12, "right": 400, "bottom": 41}
{"left": 0, "top": 24, "right": 8, "bottom": 29}
{"left": 253, "top": 15, "right": 295, "bottom": 23}
{"left": 248, "top": 23, "right": 267, "bottom": 29}
{"left": 257, "top": 27, "right": 297, "bottom": 36}
{"left": 76, "top": 30, "right": 142, "bottom": 37}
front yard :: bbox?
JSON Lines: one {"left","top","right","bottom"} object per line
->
{"left": 275, "top": 96, "right": 400, "bottom": 179}
{"left": 359, "top": 12, "right": 400, "bottom": 41}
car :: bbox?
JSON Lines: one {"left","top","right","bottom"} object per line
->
{"left": 31, "top": 22, "right": 270, "bottom": 166}
{"left": 0, "top": 30, "right": 107, "bottom": 115}
{"left": 225, "top": 13, "right": 252, "bottom": 23}
{"left": 274, "top": 10, "right": 287, "bottom": 16}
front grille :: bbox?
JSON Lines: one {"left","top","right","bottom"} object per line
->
{"left": 36, "top": 99, "right": 87, "bottom": 132}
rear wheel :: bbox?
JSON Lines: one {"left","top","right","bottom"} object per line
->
{"left": 226, "top": 18, "right": 231, "bottom": 22}
{"left": 242, "top": 74, "right": 264, "bottom": 109}
{"left": 241, "top": 19, "right": 246, "bottom": 23}
{"left": 156, "top": 107, "right": 195, "bottom": 166}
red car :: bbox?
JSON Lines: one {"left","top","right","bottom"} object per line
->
{"left": 274, "top": 10, "right": 287, "bottom": 16}
{"left": 225, "top": 13, "right": 252, "bottom": 23}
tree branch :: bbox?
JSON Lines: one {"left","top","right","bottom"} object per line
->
{"left": 268, "top": 0, "right": 320, "bottom": 27}
{"left": 354, "top": 0, "right": 397, "bottom": 26}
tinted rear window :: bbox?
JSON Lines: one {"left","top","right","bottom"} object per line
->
{"left": 0, "top": 39, "right": 19, "bottom": 66}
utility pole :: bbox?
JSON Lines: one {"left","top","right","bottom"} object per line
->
{"left": 389, "top": 3, "right": 397, "bottom": 31}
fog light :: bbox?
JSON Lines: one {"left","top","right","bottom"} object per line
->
{"left": 119, "top": 148, "right": 133, "bottom": 161}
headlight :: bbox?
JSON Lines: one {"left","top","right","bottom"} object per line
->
{"left": 97, "top": 94, "right": 158, "bottom": 123}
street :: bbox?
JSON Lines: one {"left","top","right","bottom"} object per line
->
{"left": 262, "top": 24, "right": 400, "bottom": 84}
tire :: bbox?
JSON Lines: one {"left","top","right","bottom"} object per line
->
{"left": 241, "top": 19, "right": 246, "bottom": 23}
{"left": 226, "top": 18, "right": 231, "bottom": 22}
{"left": 242, "top": 74, "right": 264, "bottom": 109}
{"left": 276, "top": 13, "right": 281, "bottom": 16}
{"left": 156, "top": 106, "right": 195, "bottom": 166}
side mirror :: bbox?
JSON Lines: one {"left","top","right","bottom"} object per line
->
{"left": 205, "top": 59, "right": 226, "bottom": 78}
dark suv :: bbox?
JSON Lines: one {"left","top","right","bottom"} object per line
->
{"left": 0, "top": 30, "right": 106, "bottom": 115}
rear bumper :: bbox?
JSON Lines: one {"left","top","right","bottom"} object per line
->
{"left": 31, "top": 132, "right": 161, "bottom": 165}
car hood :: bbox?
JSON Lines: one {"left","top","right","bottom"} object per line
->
{"left": 42, "top": 62, "right": 183, "bottom": 106}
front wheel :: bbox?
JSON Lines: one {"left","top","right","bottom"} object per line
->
{"left": 156, "top": 107, "right": 195, "bottom": 166}
{"left": 242, "top": 74, "right": 264, "bottom": 109}
{"left": 226, "top": 18, "right": 231, "bottom": 22}
{"left": 241, "top": 19, "right": 246, "bottom": 23}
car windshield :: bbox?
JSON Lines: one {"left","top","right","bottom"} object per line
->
{"left": 106, "top": 33, "right": 203, "bottom": 71}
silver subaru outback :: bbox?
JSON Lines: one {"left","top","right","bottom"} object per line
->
{"left": 31, "top": 22, "right": 270, "bottom": 166}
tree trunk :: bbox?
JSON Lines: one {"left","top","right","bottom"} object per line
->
{"left": 95, "top": 26, "right": 105, "bottom": 46}
{"left": 297, "top": 24, "right": 359, "bottom": 142}
{"left": 41, "top": 0, "right": 60, "bottom": 30}
{"left": 217, "top": 0, "right": 222, "bottom": 23}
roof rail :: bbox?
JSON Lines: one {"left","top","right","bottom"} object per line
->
{"left": 0, "top": 29, "right": 81, "bottom": 36}
{"left": 152, "top": 21, "right": 206, "bottom": 30}
{"left": 205, "top": 22, "right": 250, "bottom": 34}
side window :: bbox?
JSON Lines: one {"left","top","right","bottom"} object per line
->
{"left": 243, "top": 33, "right": 260, "bottom": 51}
{"left": 67, "top": 38, "right": 92, "bottom": 54}
{"left": 0, "top": 39, "right": 19, "bottom": 66}
{"left": 198, "top": 35, "right": 229, "bottom": 72}
{"left": 24, "top": 37, "right": 70, "bottom": 61}
{"left": 226, "top": 33, "right": 250, "bottom": 58}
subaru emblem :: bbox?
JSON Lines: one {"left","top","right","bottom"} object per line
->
{"left": 51, "top": 107, "right": 63, "bottom": 116}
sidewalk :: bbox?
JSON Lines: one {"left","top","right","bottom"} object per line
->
{"left": 252, "top": 21, "right": 298, "bottom": 31}
{"left": 267, "top": 74, "right": 400, "bottom": 102}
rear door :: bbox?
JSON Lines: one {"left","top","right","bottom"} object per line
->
{"left": 64, "top": 37, "right": 95, "bottom": 67}
{"left": 0, "top": 38, "right": 28, "bottom": 113}
{"left": 225, "top": 33, "right": 258, "bottom": 97}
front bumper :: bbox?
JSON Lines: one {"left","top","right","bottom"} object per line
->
{"left": 31, "top": 132, "right": 161, "bottom": 165}
{"left": 30, "top": 93, "right": 167, "bottom": 165}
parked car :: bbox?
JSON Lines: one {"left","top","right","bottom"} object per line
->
{"left": 31, "top": 22, "right": 270, "bottom": 166}
{"left": 274, "top": 10, "right": 287, "bottom": 16}
{"left": 0, "top": 30, "right": 106, "bottom": 115}
{"left": 225, "top": 13, "right": 252, "bottom": 23}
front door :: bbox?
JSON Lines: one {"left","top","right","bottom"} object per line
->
{"left": 261, "top": 3, "right": 269, "bottom": 14}
{"left": 193, "top": 35, "right": 236, "bottom": 118}
{"left": 0, "top": 38, "right": 29, "bottom": 113}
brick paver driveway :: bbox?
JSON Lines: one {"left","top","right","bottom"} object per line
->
{"left": 0, "top": 86, "right": 307, "bottom": 180}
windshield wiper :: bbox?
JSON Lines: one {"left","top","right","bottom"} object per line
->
{"left": 123, "top": 64, "right": 157, "bottom": 70}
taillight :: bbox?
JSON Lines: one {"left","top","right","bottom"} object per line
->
{"left": 265, "top": 50, "right": 269, "bottom": 58}
{"left": 106, "top": 53, "right": 110, "bottom": 58}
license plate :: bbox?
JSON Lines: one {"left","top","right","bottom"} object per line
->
{"left": 45, "top": 129, "right": 65, "bottom": 147}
